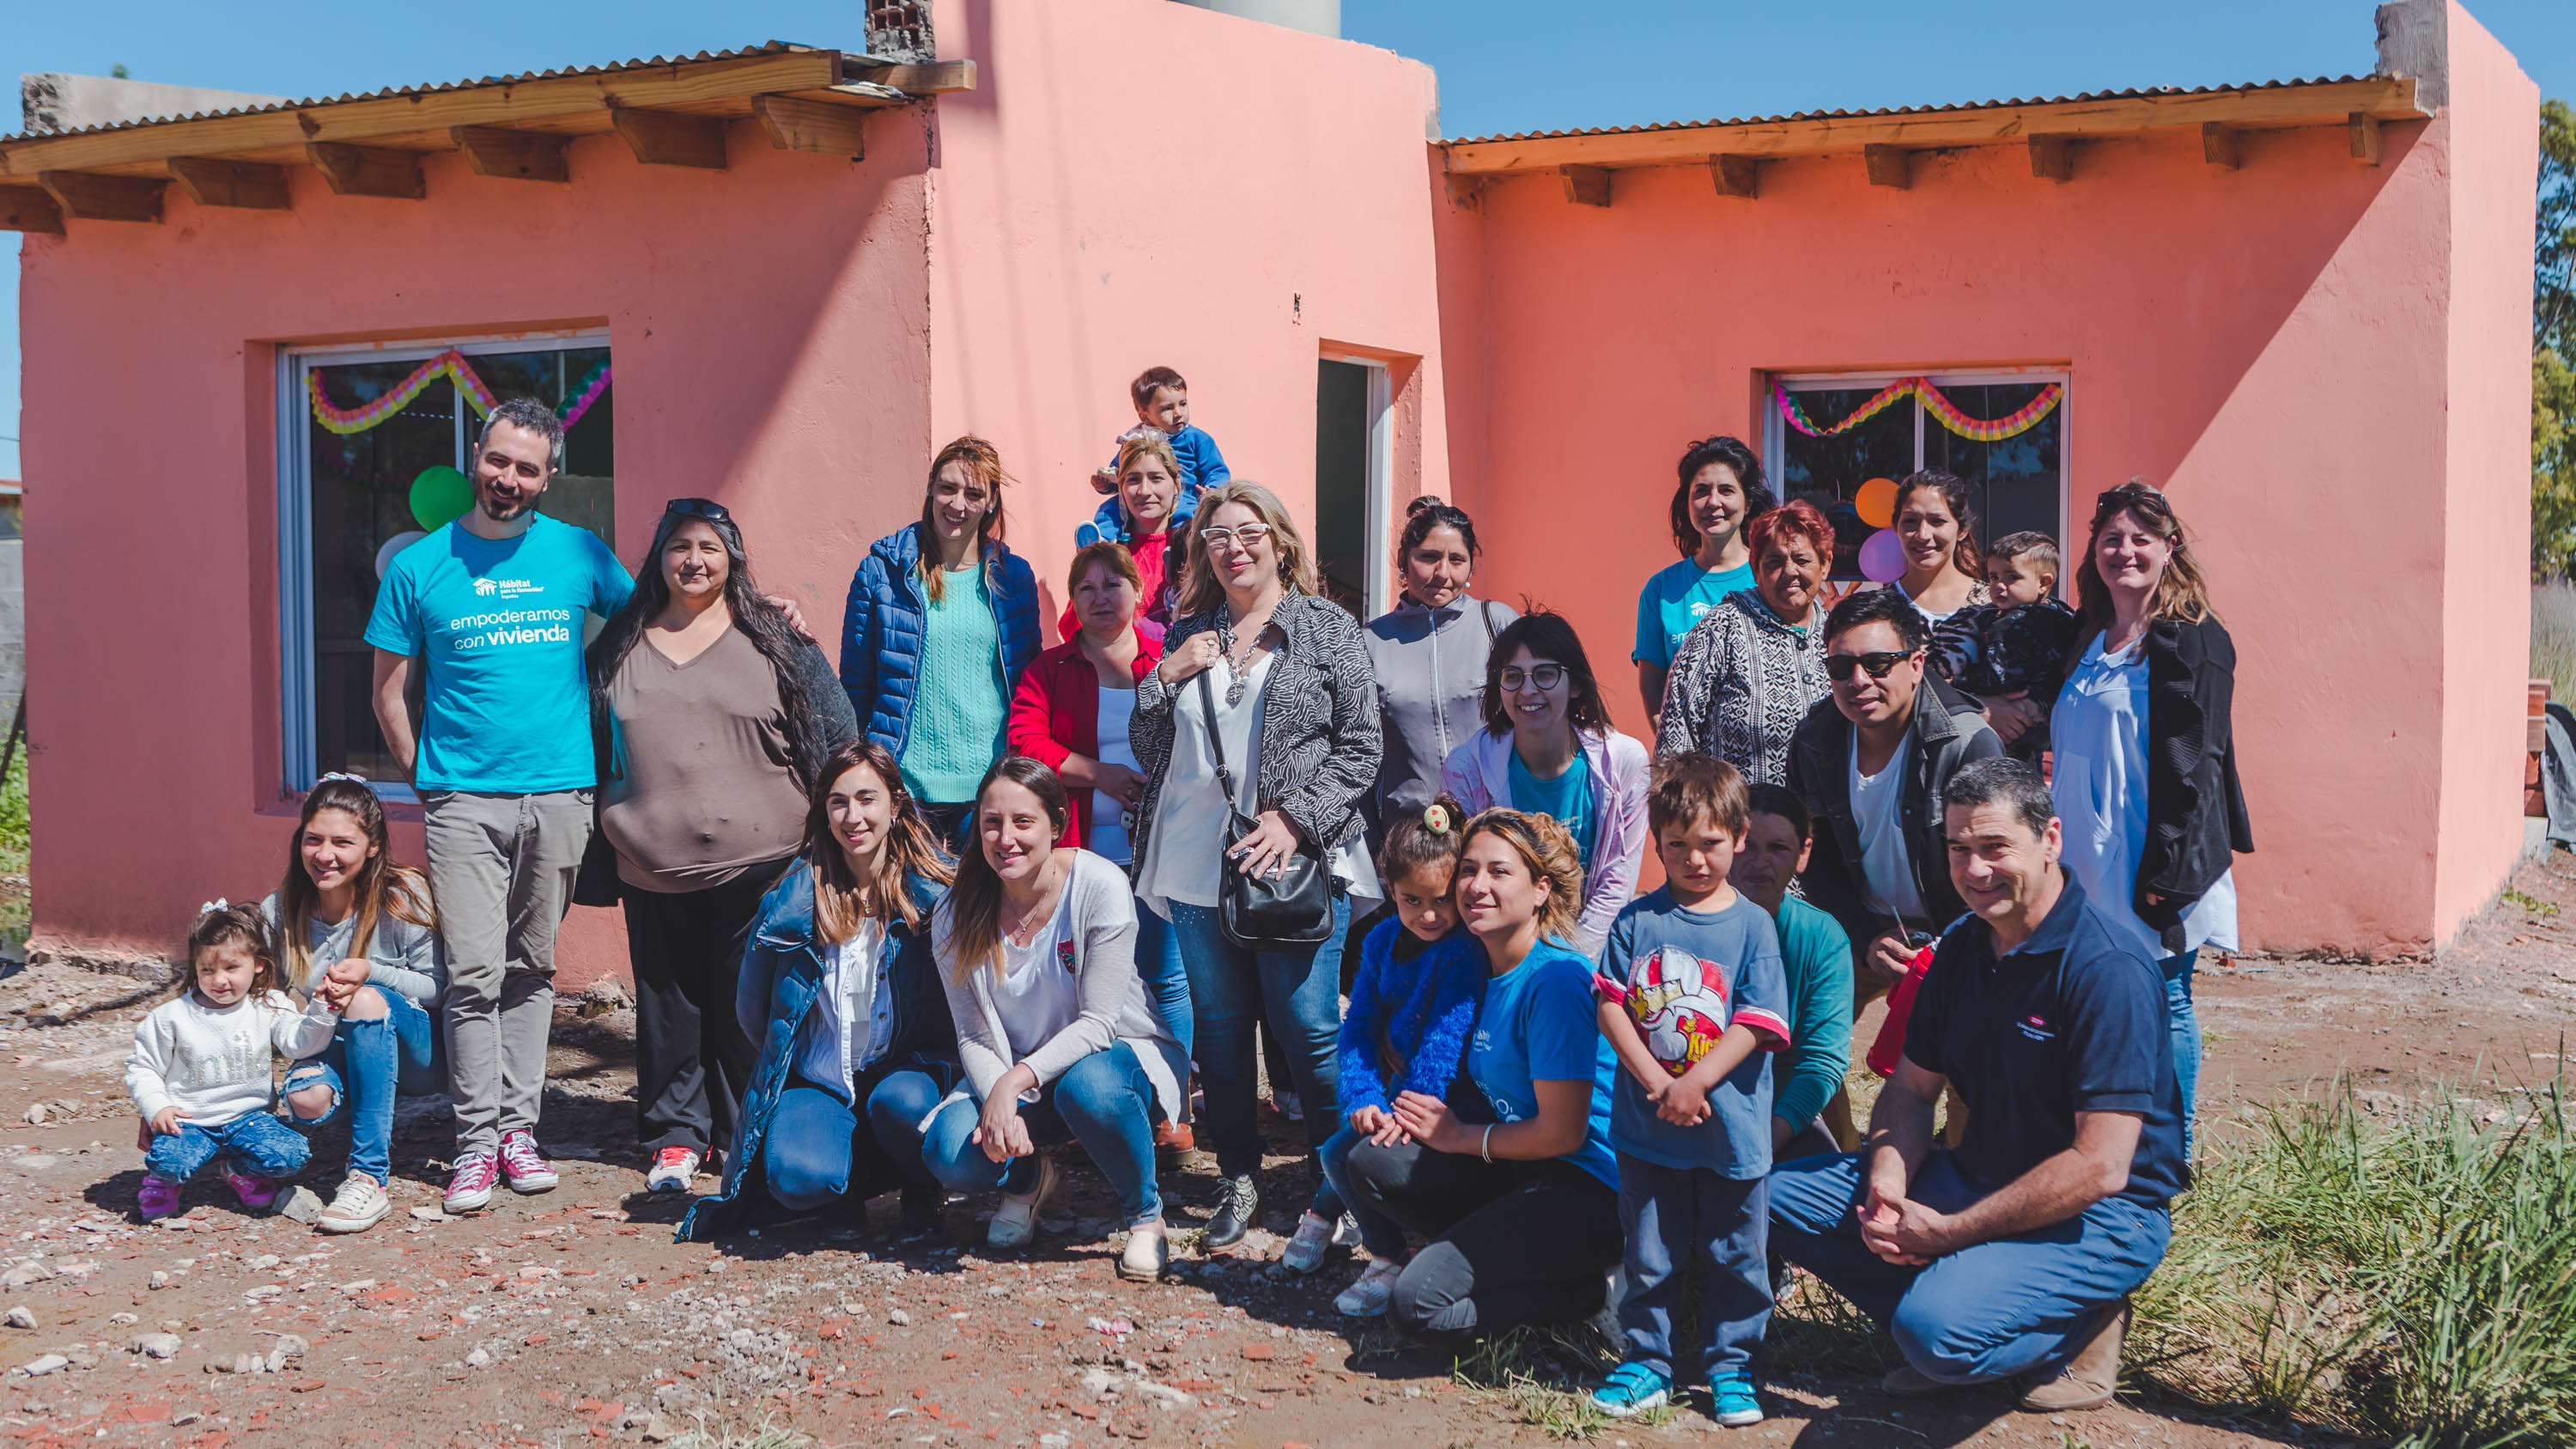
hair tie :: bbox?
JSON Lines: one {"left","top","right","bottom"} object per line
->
{"left": 319, "top": 772, "right": 367, "bottom": 784}
{"left": 1422, "top": 804, "right": 1451, "bottom": 835}
{"left": 198, "top": 898, "right": 229, "bottom": 917}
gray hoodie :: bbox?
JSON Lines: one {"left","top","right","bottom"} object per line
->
{"left": 1363, "top": 594, "right": 1517, "bottom": 832}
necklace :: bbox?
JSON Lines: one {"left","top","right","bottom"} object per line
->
{"left": 1213, "top": 605, "right": 1271, "bottom": 708}
{"left": 1002, "top": 857, "right": 1065, "bottom": 949}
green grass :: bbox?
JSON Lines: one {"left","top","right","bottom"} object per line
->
{"left": 2539, "top": 581, "right": 2576, "bottom": 703}
{"left": 0, "top": 746, "right": 26, "bottom": 877}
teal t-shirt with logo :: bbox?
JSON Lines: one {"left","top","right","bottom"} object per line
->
{"left": 364, "top": 514, "right": 633, "bottom": 794}
{"left": 1632, "top": 557, "right": 1755, "bottom": 669}
{"left": 1508, "top": 742, "right": 1597, "bottom": 869}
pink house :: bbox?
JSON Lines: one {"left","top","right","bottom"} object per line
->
{"left": 2, "top": 0, "right": 2536, "bottom": 977}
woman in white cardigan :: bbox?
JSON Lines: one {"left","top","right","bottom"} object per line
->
{"left": 911, "top": 756, "right": 1185, "bottom": 1281}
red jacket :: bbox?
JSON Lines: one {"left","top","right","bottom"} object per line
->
{"left": 1006, "top": 631, "right": 1163, "bottom": 848}
{"left": 1053, "top": 529, "right": 1176, "bottom": 646}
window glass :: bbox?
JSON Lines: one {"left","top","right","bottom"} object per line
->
{"left": 1921, "top": 382, "right": 2063, "bottom": 550}
{"left": 298, "top": 343, "right": 612, "bottom": 785}
{"left": 1776, "top": 386, "right": 1915, "bottom": 580}
{"left": 1775, "top": 376, "right": 2064, "bottom": 581}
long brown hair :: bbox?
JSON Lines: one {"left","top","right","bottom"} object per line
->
{"left": 939, "top": 757, "right": 1069, "bottom": 987}
{"left": 919, "top": 436, "right": 1012, "bottom": 606}
{"left": 1893, "top": 469, "right": 1986, "bottom": 580}
{"left": 1175, "top": 480, "right": 1323, "bottom": 617}
{"left": 809, "top": 741, "right": 954, "bottom": 945}
{"left": 276, "top": 779, "right": 437, "bottom": 997}
{"left": 1461, "top": 807, "right": 1585, "bottom": 946}
{"left": 2071, "top": 478, "right": 2216, "bottom": 643}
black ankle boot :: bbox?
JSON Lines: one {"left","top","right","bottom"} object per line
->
{"left": 1200, "top": 1173, "right": 1259, "bottom": 1249}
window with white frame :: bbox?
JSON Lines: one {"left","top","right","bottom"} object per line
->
{"left": 279, "top": 334, "right": 614, "bottom": 795}
{"left": 1765, "top": 369, "right": 2067, "bottom": 581}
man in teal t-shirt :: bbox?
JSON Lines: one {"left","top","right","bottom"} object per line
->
{"left": 367, "top": 398, "right": 631, "bottom": 1215}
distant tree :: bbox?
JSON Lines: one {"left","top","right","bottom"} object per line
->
{"left": 2537, "top": 101, "right": 2576, "bottom": 578}
{"left": 108, "top": 63, "right": 127, "bottom": 80}
{"left": 2537, "top": 350, "right": 2576, "bottom": 580}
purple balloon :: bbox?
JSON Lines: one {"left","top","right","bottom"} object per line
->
{"left": 1857, "top": 528, "right": 1908, "bottom": 583}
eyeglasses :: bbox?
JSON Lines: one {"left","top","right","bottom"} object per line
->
{"left": 664, "top": 497, "right": 731, "bottom": 522}
{"left": 1498, "top": 663, "right": 1565, "bottom": 691}
{"left": 1199, "top": 522, "right": 1273, "bottom": 548}
{"left": 1824, "top": 650, "right": 1917, "bottom": 683}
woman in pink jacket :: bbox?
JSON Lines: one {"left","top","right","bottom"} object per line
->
{"left": 1439, "top": 612, "right": 1649, "bottom": 954}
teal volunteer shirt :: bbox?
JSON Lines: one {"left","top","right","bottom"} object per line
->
{"left": 1632, "top": 558, "right": 1754, "bottom": 670}
{"left": 364, "top": 514, "right": 634, "bottom": 794}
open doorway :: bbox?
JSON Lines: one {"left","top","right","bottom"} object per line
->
{"left": 1315, "top": 355, "right": 1391, "bottom": 618}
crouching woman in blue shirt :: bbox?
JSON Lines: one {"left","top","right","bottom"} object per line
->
{"left": 1338, "top": 807, "right": 1622, "bottom": 1347}
{"left": 679, "top": 741, "right": 961, "bottom": 1242}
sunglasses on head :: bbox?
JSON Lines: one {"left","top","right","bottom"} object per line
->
{"left": 664, "top": 497, "right": 731, "bottom": 523}
{"left": 1824, "top": 649, "right": 1917, "bottom": 683}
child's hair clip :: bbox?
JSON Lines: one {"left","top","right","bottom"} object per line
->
{"left": 319, "top": 771, "right": 367, "bottom": 784}
{"left": 198, "top": 898, "right": 229, "bottom": 917}
{"left": 1422, "top": 804, "right": 1451, "bottom": 835}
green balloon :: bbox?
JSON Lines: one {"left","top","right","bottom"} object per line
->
{"left": 410, "top": 466, "right": 473, "bottom": 530}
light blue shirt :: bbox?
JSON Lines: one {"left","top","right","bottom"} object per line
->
{"left": 1508, "top": 743, "right": 1597, "bottom": 870}
{"left": 1633, "top": 557, "right": 1755, "bottom": 669}
{"left": 1467, "top": 939, "right": 1619, "bottom": 1190}
{"left": 363, "top": 515, "right": 632, "bottom": 794}
{"left": 1595, "top": 889, "right": 1789, "bottom": 1178}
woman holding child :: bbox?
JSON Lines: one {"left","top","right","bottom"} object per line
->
{"left": 1440, "top": 612, "right": 1649, "bottom": 954}
{"left": 1066, "top": 433, "right": 1189, "bottom": 641}
{"left": 1656, "top": 499, "right": 1837, "bottom": 785}
{"left": 1883, "top": 471, "right": 1989, "bottom": 623}
{"left": 678, "top": 741, "right": 961, "bottom": 1244}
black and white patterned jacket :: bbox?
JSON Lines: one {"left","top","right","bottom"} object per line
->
{"left": 1128, "top": 589, "right": 1382, "bottom": 864}
{"left": 1656, "top": 589, "right": 1831, "bottom": 786}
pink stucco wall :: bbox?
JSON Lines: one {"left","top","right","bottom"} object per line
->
{"left": 20, "top": 122, "right": 940, "bottom": 984}
{"left": 1447, "top": 21, "right": 2534, "bottom": 954}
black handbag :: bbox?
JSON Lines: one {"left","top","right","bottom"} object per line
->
{"left": 1197, "top": 671, "right": 1336, "bottom": 949}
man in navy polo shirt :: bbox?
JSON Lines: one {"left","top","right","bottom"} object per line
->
{"left": 1767, "top": 757, "right": 2185, "bottom": 1413}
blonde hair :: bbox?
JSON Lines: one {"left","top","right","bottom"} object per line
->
{"left": 918, "top": 436, "right": 1012, "bottom": 606}
{"left": 1176, "top": 479, "right": 1321, "bottom": 616}
{"left": 1461, "top": 807, "right": 1586, "bottom": 946}
{"left": 1115, "top": 432, "right": 1182, "bottom": 502}
{"left": 2071, "top": 478, "right": 2216, "bottom": 640}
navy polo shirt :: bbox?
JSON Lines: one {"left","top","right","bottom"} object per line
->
{"left": 1902, "top": 875, "right": 2189, "bottom": 1209}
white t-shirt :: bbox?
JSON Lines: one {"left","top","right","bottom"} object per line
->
{"left": 794, "top": 918, "right": 893, "bottom": 1102}
{"left": 989, "top": 880, "right": 1082, "bottom": 1062}
{"left": 1850, "top": 731, "right": 1927, "bottom": 928}
{"left": 1090, "top": 685, "right": 1139, "bottom": 866}
{"left": 1136, "top": 652, "right": 1274, "bottom": 912}
{"left": 2050, "top": 636, "right": 2239, "bottom": 959}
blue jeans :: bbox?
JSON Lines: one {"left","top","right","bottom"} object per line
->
{"left": 280, "top": 988, "right": 445, "bottom": 1184}
{"left": 918, "top": 1041, "right": 1183, "bottom": 1227}
{"left": 764, "top": 1065, "right": 955, "bottom": 1214}
{"left": 143, "top": 1111, "right": 310, "bottom": 1184}
{"left": 1617, "top": 1156, "right": 1771, "bottom": 1385}
{"left": 2160, "top": 949, "right": 2199, "bottom": 1159}
{"left": 1166, "top": 897, "right": 1347, "bottom": 1192}
{"left": 1319, "top": 1124, "right": 1406, "bottom": 1259}
{"left": 1133, "top": 905, "right": 1194, "bottom": 1057}
{"left": 1767, "top": 1150, "right": 2169, "bottom": 1385}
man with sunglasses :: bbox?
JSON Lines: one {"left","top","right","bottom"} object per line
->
{"left": 1783, "top": 588, "right": 1999, "bottom": 1021}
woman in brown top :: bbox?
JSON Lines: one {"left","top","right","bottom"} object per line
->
{"left": 587, "top": 499, "right": 860, "bottom": 1196}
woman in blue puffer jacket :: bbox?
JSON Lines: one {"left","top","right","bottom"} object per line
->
{"left": 841, "top": 437, "right": 1043, "bottom": 845}
{"left": 677, "top": 740, "right": 962, "bottom": 1243}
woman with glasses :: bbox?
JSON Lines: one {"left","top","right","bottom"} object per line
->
{"left": 1656, "top": 499, "right": 1838, "bottom": 785}
{"left": 1439, "top": 612, "right": 1649, "bottom": 955}
{"left": 588, "top": 499, "right": 862, "bottom": 1196}
{"left": 2050, "top": 480, "right": 2251, "bottom": 1157}
{"left": 841, "top": 437, "right": 1044, "bottom": 845}
{"left": 1130, "top": 480, "right": 1383, "bottom": 1256}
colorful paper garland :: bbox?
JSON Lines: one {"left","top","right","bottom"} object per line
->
{"left": 1773, "top": 377, "right": 2061, "bottom": 443}
{"left": 307, "top": 349, "right": 612, "bottom": 437}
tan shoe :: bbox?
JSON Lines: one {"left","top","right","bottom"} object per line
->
{"left": 2018, "top": 1300, "right": 2128, "bottom": 1412}
{"left": 1880, "top": 1365, "right": 1955, "bottom": 1398}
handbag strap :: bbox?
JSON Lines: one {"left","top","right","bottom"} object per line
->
{"left": 1194, "top": 670, "right": 1242, "bottom": 813}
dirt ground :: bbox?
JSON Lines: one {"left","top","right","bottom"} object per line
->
{"left": 0, "top": 850, "right": 2571, "bottom": 1449}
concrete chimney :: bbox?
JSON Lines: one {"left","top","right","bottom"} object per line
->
{"left": 1170, "top": 0, "right": 1340, "bottom": 40}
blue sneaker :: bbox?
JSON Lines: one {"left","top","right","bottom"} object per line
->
{"left": 1710, "top": 1370, "right": 1764, "bottom": 1427}
{"left": 1590, "top": 1361, "right": 1670, "bottom": 1418}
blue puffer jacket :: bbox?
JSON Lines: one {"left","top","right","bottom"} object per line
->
{"left": 839, "top": 523, "right": 1043, "bottom": 755}
{"left": 677, "top": 860, "right": 955, "bottom": 1243}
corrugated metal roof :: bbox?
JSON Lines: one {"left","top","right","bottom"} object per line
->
{"left": 2, "top": 42, "right": 829, "bottom": 145}
{"left": 1443, "top": 75, "right": 2380, "bottom": 147}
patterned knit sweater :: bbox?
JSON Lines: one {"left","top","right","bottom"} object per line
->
{"left": 1656, "top": 589, "right": 1832, "bottom": 786}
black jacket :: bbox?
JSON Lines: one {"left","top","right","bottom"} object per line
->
{"left": 1787, "top": 673, "right": 2002, "bottom": 956}
{"left": 2123, "top": 616, "right": 2254, "bottom": 948}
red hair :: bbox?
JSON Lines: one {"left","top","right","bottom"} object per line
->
{"left": 1744, "top": 497, "right": 1834, "bottom": 563}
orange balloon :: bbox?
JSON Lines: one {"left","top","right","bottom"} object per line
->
{"left": 1855, "top": 476, "right": 1899, "bottom": 529}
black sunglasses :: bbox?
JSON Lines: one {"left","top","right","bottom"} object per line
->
{"left": 1824, "top": 649, "right": 1917, "bottom": 683}
{"left": 664, "top": 497, "right": 731, "bottom": 522}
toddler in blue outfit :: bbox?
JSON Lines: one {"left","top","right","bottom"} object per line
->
{"left": 1591, "top": 753, "right": 1792, "bottom": 1427}
{"left": 1082, "top": 365, "right": 1230, "bottom": 545}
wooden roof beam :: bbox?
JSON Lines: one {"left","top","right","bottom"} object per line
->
{"left": 842, "top": 58, "right": 975, "bottom": 94}
{"left": 307, "top": 143, "right": 426, "bottom": 199}
{"left": 1560, "top": 164, "right": 1611, "bottom": 207}
{"left": 1709, "top": 154, "right": 1758, "bottom": 199}
{"left": 1862, "top": 144, "right": 1909, "bottom": 190}
{"left": 0, "top": 186, "right": 63, "bottom": 234}
{"left": 38, "top": 170, "right": 163, "bottom": 222}
{"left": 453, "top": 126, "right": 569, "bottom": 183}
{"left": 2350, "top": 111, "right": 2383, "bottom": 165}
{"left": 2029, "top": 135, "right": 2074, "bottom": 183}
{"left": 2202, "top": 122, "right": 2241, "bottom": 170}
{"left": 611, "top": 108, "right": 728, "bottom": 169}
{"left": 167, "top": 157, "right": 290, "bottom": 210}
{"left": 753, "top": 95, "right": 867, "bottom": 157}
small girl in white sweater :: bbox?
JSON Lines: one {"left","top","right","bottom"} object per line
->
{"left": 125, "top": 902, "right": 343, "bottom": 1220}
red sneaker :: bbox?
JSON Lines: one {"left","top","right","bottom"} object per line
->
{"left": 497, "top": 1130, "right": 559, "bottom": 1194}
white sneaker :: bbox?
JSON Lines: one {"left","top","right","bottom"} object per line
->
{"left": 1281, "top": 1211, "right": 1340, "bottom": 1274}
{"left": 316, "top": 1172, "right": 391, "bottom": 1234}
{"left": 1118, "top": 1220, "right": 1169, "bottom": 1282}
{"left": 986, "top": 1153, "right": 1060, "bottom": 1250}
{"left": 647, "top": 1147, "right": 702, "bottom": 1196}
{"left": 1334, "top": 1260, "right": 1401, "bottom": 1318}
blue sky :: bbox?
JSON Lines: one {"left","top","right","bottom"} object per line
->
{"left": 1, "top": 0, "right": 2567, "bottom": 480}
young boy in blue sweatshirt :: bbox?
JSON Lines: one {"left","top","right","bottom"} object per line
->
{"left": 1082, "top": 365, "right": 1230, "bottom": 545}
{"left": 1591, "top": 752, "right": 1792, "bottom": 1427}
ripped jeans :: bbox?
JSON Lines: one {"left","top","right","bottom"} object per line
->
{"left": 281, "top": 987, "right": 446, "bottom": 1184}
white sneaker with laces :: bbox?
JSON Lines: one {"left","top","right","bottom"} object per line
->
{"left": 1334, "top": 1260, "right": 1402, "bottom": 1318}
{"left": 1118, "top": 1220, "right": 1169, "bottom": 1282}
{"left": 317, "top": 1172, "right": 391, "bottom": 1234}
{"left": 647, "top": 1147, "right": 702, "bottom": 1196}
{"left": 1282, "top": 1211, "right": 1339, "bottom": 1274}
{"left": 987, "top": 1153, "right": 1060, "bottom": 1250}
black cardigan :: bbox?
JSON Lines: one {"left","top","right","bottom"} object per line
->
{"left": 2128, "top": 615, "right": 2255, "bottom": 947}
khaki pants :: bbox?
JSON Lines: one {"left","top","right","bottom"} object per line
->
{"left": 422, "top": 789, "right": 591, "bottom": 1155}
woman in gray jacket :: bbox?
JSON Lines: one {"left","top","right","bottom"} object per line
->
{"left": 1363, "top": 496, "right": 1517, "bottom": 839}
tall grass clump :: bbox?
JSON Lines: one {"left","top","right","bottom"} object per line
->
{"left": 2538, "top": 581, "right": 2576, "bottom": 702}
{"left": 2129, "top": 1081, "right": 2576, "bottom": 1446}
